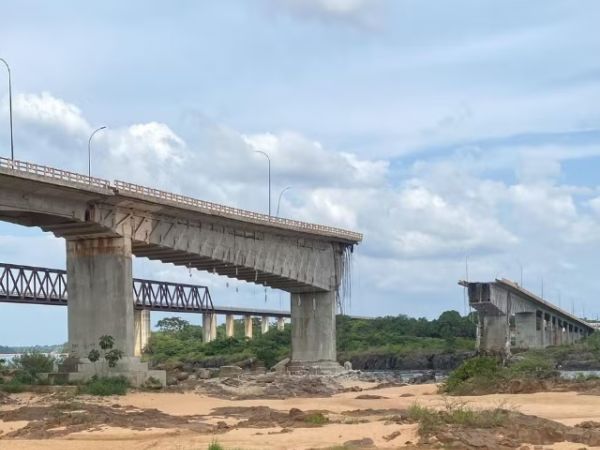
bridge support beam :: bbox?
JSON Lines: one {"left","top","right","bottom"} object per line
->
{"left": 261, "top": 316, "right": 269, "bottom": 334}
{"left": 277, "top": 317, "right": 285, "bottom": 331}
{"left": 134, "top": 309, "right": 151, "bottom": 357}
{"left": 289, "top": 291, "right": 341, "bottom": 374}
{"left": 67, "top": 237, "right": 135, "bottom": 358}
{"left": 244, "top": 315, "right": 253, "bottom": 339}
{"left": 226, "top": 314, "right": 235, "bottom": 338}
{"left": 203, "top": 312, "right": 217, "bottom": 342}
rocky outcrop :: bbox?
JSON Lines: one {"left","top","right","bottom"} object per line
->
{"left": 344, "top": 351, "right": 474, "bottom": 371}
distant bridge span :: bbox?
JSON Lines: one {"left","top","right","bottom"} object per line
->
{"left": 0, "top": 262, "right": 291, "bottom": 318}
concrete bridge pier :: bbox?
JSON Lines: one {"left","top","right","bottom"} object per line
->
{"left": 515, "top": 312, "right": 537, "bottom": 350}
{"left": 67, "top": 237, "right": 135, "bottom": 358}
{"left": 65, "top": 237, "right": 165, "bottom": 386}
{"left": 261, "top": 316, "right": 269, "bottom": 334}
{"left": 134, "top": 309, "right": 151, "bottom": 357}
{"left": 244, "top": 315, "right": 253, "bottom": 339}
{"left": 277, "top": 317, "right": 285, "bottom": 331}
{"left": 203, "top": 312, "right": 217, "bottom": 342}
{"left": 288, "top": 291, "right": 341, "bottom": 374}
{"left": 226, "top": 314, "right": 235, "bottom": 338}
{"left": 478, "top": 315, "right": 510, "bottom": 354}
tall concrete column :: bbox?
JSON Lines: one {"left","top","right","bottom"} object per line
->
{"left": 226, "top": 314, "right": 235, "bottom": 338}
{"left": 277, "top": 317, "right": 285, "bottom": 331}
{"left": 514, "top": 312, "right": 537, "bottom": 350}
{"left": 479, "top": 314, "right": 510, "bottom": 354}
{"left": 289, "top": 291, "right": 339, "bottom": 373}
{"left": 261, "top": 315, "right": 270, "bottom": 334}
{"left": 67, "top": 237, "right": 134, "bottom": 358}
{"left": 134, "top": 309, "right": 151, "bottom": 357}
{"left": 244, "top": 315, "right": 253, "bottom": 339}
{"left": 211, "top": 313, "right": 217, "bottom": 340}
{"left": 203, "top": 312, "right": 216, "bottom": 343}
{"left": 558, "top": 321, "right": 564, "bottom": 345}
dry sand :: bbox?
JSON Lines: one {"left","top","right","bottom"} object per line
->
{"left": 2, "top": 380, "right": 600, "bottom": 449}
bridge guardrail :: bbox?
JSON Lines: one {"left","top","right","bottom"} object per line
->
{"left": 114, "top": 180, "right": 363, "bottom": 242}
{"left": 0, "top": 157, "right": 362, "bottom": 241}
{"left": 0, "top": 157, "right": 111, "bottom": 190}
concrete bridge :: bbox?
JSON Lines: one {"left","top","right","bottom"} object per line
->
{"left": 460, "top": 278, "right": 594, "bottom": 354}
{"left": 0, "top": 157, "right": 362, "bottom": 383}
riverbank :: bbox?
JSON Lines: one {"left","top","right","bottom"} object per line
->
{"left": 3, "top": 376, "right": 600, "bottom": 449}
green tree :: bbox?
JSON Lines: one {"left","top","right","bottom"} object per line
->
{"left": 156, "top": 317, "right": 191, "bottom": 333}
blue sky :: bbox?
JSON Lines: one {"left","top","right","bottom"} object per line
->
{"left": 2, "top": 0, "right": 600, "bottom": 345}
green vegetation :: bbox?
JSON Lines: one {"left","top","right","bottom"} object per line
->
{"left": 443, "top": 332, "right": 600, "bottom": 395}
{"left": 443, "top": 352, "right": 560, "bottom": 395}
{"left": 88, "top": 335, "right": 124, "bottom": 368}
{"left": 146, "top": 318, "right": 290, "bottom": 368}
{"left": 338, "top": 310, "right": 476, "bottom": 350}
{"left": 0, "top": 380, "right": 26, "bottom": 393}
{"left": 0, "top": 352, "right": 55, "bottom": 392}
{"left": 407, "top": 402, "right": 507, "bottom": 435}
{"left": 144, "top": 310, "right": 476, "bottom": 369}
{"left": 208, "top": 442, "right": 225, "bottom": 450}
{"left": 304, "top": 412, "right": 329, "bottom": 425}
{"left": 80, "top": 375, "right": 130, "bottom": 396}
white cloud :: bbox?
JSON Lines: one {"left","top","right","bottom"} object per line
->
{"left": 14, "top": 92, "right": 91, "bottom": 137}
{"left": 4, "top": 90, "right": 600, "bottom": 324}
{"left": 243, "top": 131, "right": 387, "bottom": 188}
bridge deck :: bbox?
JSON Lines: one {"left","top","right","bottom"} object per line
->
{"left": 0, "top": 157, "right": 362, "bottom": 244}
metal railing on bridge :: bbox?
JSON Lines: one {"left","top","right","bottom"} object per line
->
{"left": 0, "top": 263, "right": 213, "bottom": 313}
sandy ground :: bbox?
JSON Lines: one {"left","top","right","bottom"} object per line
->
{"left": 2, "top": 381, "right": 600, "bottom": 449}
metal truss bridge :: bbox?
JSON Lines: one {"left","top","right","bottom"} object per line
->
{"left": 0, "top": 262, "right": 215, "bottom": 313}
{"left": 0, "top": 262, "right": 291, "bottom": 318}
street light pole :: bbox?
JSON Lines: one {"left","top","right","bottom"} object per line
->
{"left": 0, "top": 58, "right": 14, "bottom": 161}
{"left": 276, "top": 186, "right": 292, "bottom": 217}
{"left": 88, "top": 126, "right": 107, "bottom": 181}
{"left": 254, "top": 150, "right": 271, "bottom": 217}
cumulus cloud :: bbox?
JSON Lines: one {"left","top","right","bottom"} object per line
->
{"left": 4, "top": 90, "right": 600, "bottom": 322}
{"left": 243, "top": 131, "right": 388, "bottom": 188}
{"left": 14, "top": 92, "right": 91, "bottom": 137}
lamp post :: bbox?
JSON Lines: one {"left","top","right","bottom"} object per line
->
{"left": 88, "top": 126, "right": 106, "bottom": 181}
{"left": 0, "top": 58, "right": 14, "bottom": 161}
{"left": 276, "top": 186, "right": 292, "bottom": 217}
{"left": 254, "top": 150, "right": 271, "bottom": 217}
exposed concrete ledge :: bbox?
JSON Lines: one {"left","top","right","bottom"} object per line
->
{"left": 41, "top": 357, "right": 166, "bottom": 387}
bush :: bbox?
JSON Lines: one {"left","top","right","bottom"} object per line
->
{"left": 10, "top": 352, "right": 54, "bottom": 384}
{"left": 208, "top": 441, "right": 225, "bottom": 450}
{"left": 0, "top": 380, "right": 25, "bottom": 393}
{"left": 407, "top": 403, "right": 443, "bottom": 434}
{"left": 407, "top": 402, "right": 507, "bottom": 436}
{"left": 507, "top": 353, "right": 557, "bottom": 379}
{"left": 81, "top": 376, "right": 129, "bottom": 396}
{"left": 304, "top": 412, "right": 329, "bottom": 425}
{"left": 443, "top": 356, "right": 500, "bottom": 394}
